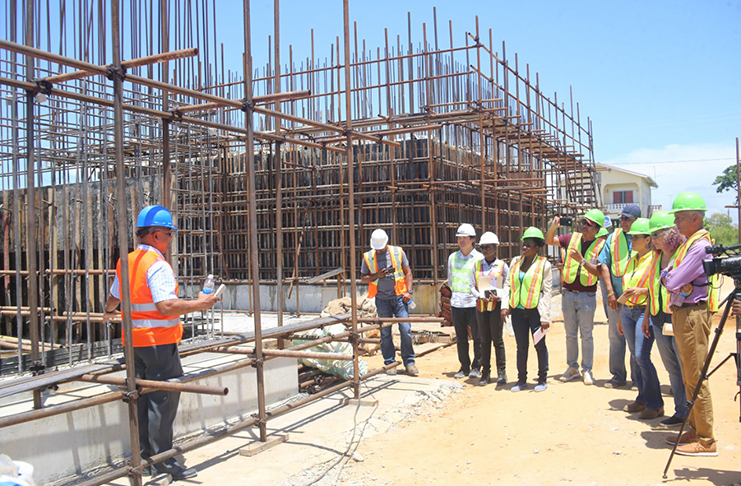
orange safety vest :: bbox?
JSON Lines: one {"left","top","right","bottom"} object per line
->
{"left": 363, "top": 245, "right": 409, "bottom": 298}
{"left": 670, "top": 229, "right": 719, "bottom": 312}
{"left": 116, "top": 248, "right": 182, "bottom": 347}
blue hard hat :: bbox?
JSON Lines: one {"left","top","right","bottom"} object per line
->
{"left": 136, "top": 205, "right": 178, "bottom": 230}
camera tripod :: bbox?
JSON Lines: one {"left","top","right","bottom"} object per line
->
{"left": 663, "top": 280, "right": 741, "bottom": 478}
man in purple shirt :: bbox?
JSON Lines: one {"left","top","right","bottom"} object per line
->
{"left": 661, "top": 192, "right": 717, "bottom": 457}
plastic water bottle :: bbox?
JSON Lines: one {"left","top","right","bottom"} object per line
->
{"left": 408, "top": 299, "right": 416, "bottom": 310}
{"left": 203, "top": 274, "right": 215, "bottom": 294}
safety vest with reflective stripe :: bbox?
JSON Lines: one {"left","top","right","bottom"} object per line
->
{"left": 474, "top": 259, "right": 505, "bottom": 312}
{"left": 610, "top": 228, "right": 631, "bottom": 277}
{"left": 671, "top": 229, "right": 720, "bottom": 312}
{"left": 508, "top": 256, "right": 547, "bottom": 310}
{"left": 622, "top": 251, "right": 653, "bottom": 306}
{"left": 648, "top": 249, "right": 675, "bottom": 316}
{"left": 563, "top": 233, "right": 606, "bottom": 287}
{"left": 116, "top": 248, "right": 182, "bottom": 347}
{"left": 363, "top": 245, "right": 409, "bottom": 298}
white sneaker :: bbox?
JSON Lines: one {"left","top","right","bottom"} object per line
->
{"left": 558, "top": 367, "right": 581, "bottom": 382}
{"left": 469, "top": 369, "right": 481, "bottom": 379}
{"left": 583, "top": 370, "right": 594, "bottom": 386}
{"left": 453, "top": 370, "right": 467, "bottom": 379}
{"left": 511, "top": 382, "right": 527, "bottom": 392}
{"left": 534, "top": 382, "right": 548, "bottom": 392}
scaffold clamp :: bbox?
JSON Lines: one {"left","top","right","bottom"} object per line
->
{"left": 105, "top": 64, "right": 127, "bottom": 81}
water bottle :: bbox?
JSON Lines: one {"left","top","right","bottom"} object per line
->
{"left": 203, "top": 274, "right": 215, "bottom": 294}
{"left": 408, "top": 299, "right": 416, "bottom": 310}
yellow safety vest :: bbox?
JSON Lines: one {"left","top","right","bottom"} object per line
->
{"left": 648, "top": 249, "right": 675, "bottom": 316}
{"left": 610, "top": 228, "right": 631, "bottom": 277}
{"left": 474, "top": 259, "right": 505, "bottom": 312}
{"left": 622, "top": 251, "right": 653, "bottom": 306}
{"left": 563, "top": 233, "right": 606, "bottom": 287}
{"left": 363, "top": 245, "right": 409, "bottom": 298}
{"left": 508, "top": 256, "right": 547, "bottom": 309}
{"left": 671, "top": 229, "right": 719, "bottom": 312}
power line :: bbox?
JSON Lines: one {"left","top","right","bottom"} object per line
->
{"left": 609, "top": 157, "right": 734, "bottom": 165}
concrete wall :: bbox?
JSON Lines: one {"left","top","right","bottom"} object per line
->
{"left": 1, "top": 354, "right": 297, "bottom": 485}
{"left": 183, "top": 281, "right": 442, "bottom": 315}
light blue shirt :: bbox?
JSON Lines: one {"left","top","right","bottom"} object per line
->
{"left": 597, "top": 232, "right": 632, "bottom": 296}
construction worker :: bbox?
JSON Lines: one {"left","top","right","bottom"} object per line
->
{"left": 618, "top": 218, "right": 664, "bottom": 420}
{"left": 469, "top": 231, "right": 509, "bottom": 386}
{"left": 662, "top": 192, "right": 718, "bottom": 456}
{"left": 546, "top": 209, "right": 617, "bottom": 385}
{"left": 448, "top": 224, "right": 484, "bottom": 379}
{"left": 103, "top": 205, "right": 219, "bottom": 479}
{"left": 361, "top": 229, "right": 419, "bottom": 376}
{"left": 646, "top": 211, "right": 688, "bottom": 427}
{"left": 501, "top": 227, "right": 552, "bottom": 392}
{"left": 597, "top": 204, "right": 641, "bottom": 389}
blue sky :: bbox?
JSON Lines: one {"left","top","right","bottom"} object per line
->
{"left": 219, "top": 0, "right": 740, "bottom": 219}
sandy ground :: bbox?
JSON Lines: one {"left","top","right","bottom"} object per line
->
{"left": 125, "top": 279, "right": 741, "bottom": 486}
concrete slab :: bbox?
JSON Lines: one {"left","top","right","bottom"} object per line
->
{"left": 102, "top": 374, "right": 462, "bottom": 486}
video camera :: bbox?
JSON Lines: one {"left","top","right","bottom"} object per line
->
{"left": 702, "top": 243, "right": 741, "bottom": 277}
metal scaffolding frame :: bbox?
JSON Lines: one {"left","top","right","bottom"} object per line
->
{"left": 0, "top": 1, "right": 599, "bottom": 484}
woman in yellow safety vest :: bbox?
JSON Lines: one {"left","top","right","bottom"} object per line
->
{"left": 645, "top": 211, "right": 688, "bottom": 426}
{"left": 501, "top": 227, "right": 553, "bottom": 392}
{"left": 618, "top": 218, "right": 664, "bottom": 420}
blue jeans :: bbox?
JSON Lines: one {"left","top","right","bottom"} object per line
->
{"left": 601, "top": 281, "right": 631, "bottom": 383}
{"left": 621, "top": 305, "right": 663, "bottom": 410}
{"left": 651, "top": 311, "right": 688, "bottom": 419}
{"left": 561, "top": 289, "right": 596, "bottom": 372}
{"left": 376, "top": 295, "right": 415, "bottom": 366}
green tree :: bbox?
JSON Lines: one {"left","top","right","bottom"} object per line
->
{"left": 712, "top": 165, "right": 740, "bottom": 204}
{"left": 705, "top": 212, "right": 738, "bottom": 246}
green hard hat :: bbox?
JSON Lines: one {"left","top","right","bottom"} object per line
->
{"left": 521, "top": 227, "right": 545, "bottom": 241}
{"left": 596, "top": 227, "right": 609, "bottom": 238}
{"left": 649, "top": 210, "right": 675, "bottom": 234}
{"left": 669, "top": 191, "right": 706, "bottom": 214}
{"left": 627, "top": 217, "right": 651, "bottom": 236}
{"left": 583, "top": 208, "right": 605, "bottom": 227}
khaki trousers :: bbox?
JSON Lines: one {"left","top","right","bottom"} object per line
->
{"left": 672, "top": 303, "right": 715, "bottom": 446}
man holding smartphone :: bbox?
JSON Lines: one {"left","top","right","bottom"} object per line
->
{"left": 361, "top": 229, "right": 418, "bottom": 376}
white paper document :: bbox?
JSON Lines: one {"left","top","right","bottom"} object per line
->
{"left": 533, "top": 326, "right": 549, "bottom": 345}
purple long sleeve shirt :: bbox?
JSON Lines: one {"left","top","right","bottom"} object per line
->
{"left": 661, "top": 237, "right": 711, "bottom": 307}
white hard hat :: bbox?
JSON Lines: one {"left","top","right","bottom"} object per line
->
{"left": 370, "top": 229, "right": 389, "bottom": 250}
{"left": 456, "top": 223, "right": 476, "bottom": 237}
{"left": 479, "top": 231, "right": 499, "bottom": 245}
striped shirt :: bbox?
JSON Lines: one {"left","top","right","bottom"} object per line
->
{"left": 110, "top": 244, "right": 178, "bottom": 303}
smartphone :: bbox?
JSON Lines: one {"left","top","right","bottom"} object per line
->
{"left": 213, "top": 284, "right": 226, "bottom": 298}
{"left": 560, "top": 217, "right": 573, "bottom": 226}
{"left": 484, "top": 289, "right": 497, "bottom": 298}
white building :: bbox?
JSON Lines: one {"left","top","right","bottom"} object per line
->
{"left": 595, "top": 163, "right": 659, "bottom": 222}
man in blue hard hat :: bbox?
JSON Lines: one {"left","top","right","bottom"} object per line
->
{"left": 103, "top": 205, "right": 219, "bottom": 479}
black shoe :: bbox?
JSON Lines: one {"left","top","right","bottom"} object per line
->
{"left": 660, "top": 415, "right": 685, "bottom": 427}
{"left": 497, "top": 369, "right": 507, "bottom": 385}
{"left": 171, "top": 467, "right": 198, "bottom": 480}
{"left": 478, "top": 373, "right": 490, "bottom": 386}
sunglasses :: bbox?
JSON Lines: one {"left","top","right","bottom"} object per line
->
{"left": 480, "top": 244, "right": 496, "bottom": 250}
{"left": 581, "top": 219, "right": 596, "bottom": 227}
{"left": 620, "top": 215, "right": 635, "bottom": 221}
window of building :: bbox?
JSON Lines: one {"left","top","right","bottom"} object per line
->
{"left": 613, "top": 190, "right": 634, "bottom": 204}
